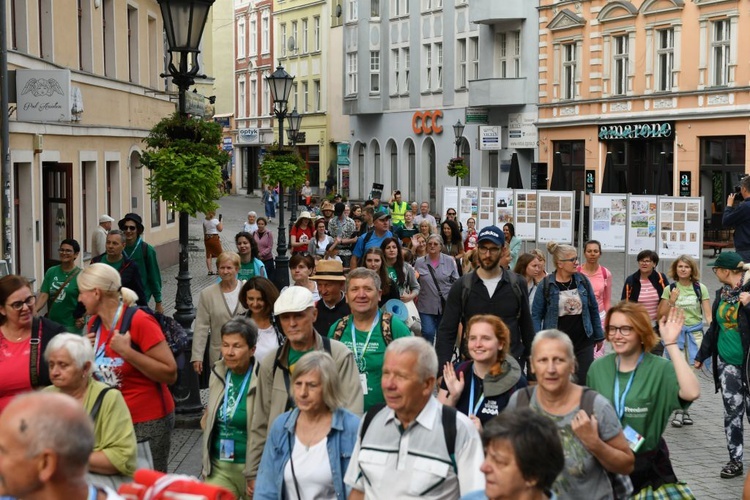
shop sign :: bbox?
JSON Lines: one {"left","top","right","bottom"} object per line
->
{"left": 466, "top": 107, "right": 489, "bottom": 124}
{"left": 586, "top": 170, "right": 596, "bottom": 194}
{"left": 508, "top": 112, "right": 538, "bottom": 149}
{"left": 412, "top": 110, "right": 443, "bottom": 135}
{"left": 222, "top": 137, "right": 233, "bottom": 151}
{"left": 679, "top": 171, "right": 691, "bottom": 197}
{"left": 479, "top": 126, "right": 502, "bottom": 150}
{"left": 598, "top": 121, "right": 674, "bottom": 141}
{"left": 337, "top": 143, "right": 350, "bottom": 165}
{"left": 185, "top": 91, "right": 205, "bottom": 117}
{"left": 237, "top": 128, "right": 260, "bottom": 144}
{"left": 214, "top": 115, "right": 231, "bottom": 128}
{"left": 16, "top": 69, "right": 72, "bottom": 122}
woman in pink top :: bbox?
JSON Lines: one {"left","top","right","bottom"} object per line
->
{"left": 253, "top": 217, "right": 275, "bottom": 281}
{"left": 577, "top": 240, "right": 612, "bottom": 358}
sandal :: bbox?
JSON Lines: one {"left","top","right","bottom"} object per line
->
{"left": 682, "top": 413, "right": 693, "bottom": 425}
{"left": 671, "top": 412, "right": 683, "bottom": 428}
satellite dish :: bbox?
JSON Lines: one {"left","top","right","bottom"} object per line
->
{"left": 287, "top": 37, "right": 297, "bottom": 52}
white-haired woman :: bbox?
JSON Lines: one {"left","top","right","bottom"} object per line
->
{"left": 79, "top": 263, "right": 177, "bottom": 472}
{"left": 43, "top": 333, "right": 138, "bottom": 486}
{"left": 255, "top": 351, "right": 360, "bottom": 500}
{"left": 243, "top": 211, "right": 259, "bottom": 234}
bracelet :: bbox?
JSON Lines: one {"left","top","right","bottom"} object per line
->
{"left": 668, "top": 301, "right": 676, "bottom": 307}
{"left": 664, "top": 342, "right": 678, "bottom": 347}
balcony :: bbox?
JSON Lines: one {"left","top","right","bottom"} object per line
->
{"left": 469, "top": 0, "right": 527, "bottom": 24}
{"left": 469, "top": 78, "right": 528, "bottom": 107}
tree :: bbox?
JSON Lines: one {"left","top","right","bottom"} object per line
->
{"left": 258, "top": 148, "right": 307, "bottom": 191}
{"left": 140, "top": 112, "right": 229, "bottom": 215}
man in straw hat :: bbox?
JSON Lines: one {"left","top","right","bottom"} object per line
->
{"left": 311, "top": 259, "right": 350, "bottom": 334}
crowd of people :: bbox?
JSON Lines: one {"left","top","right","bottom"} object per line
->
{"left": 2, "top": 193, "right": 750, "bottom": 500}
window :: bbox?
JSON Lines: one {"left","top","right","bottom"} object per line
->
{"left": 656, "top": 29, "right": 673, "bottom": 92}
{"left": 314, "top": 17, "right": 321, "bottom": 51}
{"left": 513, "top": 31, "right": 521, "bottom": 77}
{"left": 302, "top": 19, "right": 309, "bottom": 53}
{"left": 436, "top": 43, "right": 443, "bottom": 89}
{"left": 613, "top": 35, "right": 628, "bottom": 95}
{"left": 303, "top": 81, "right": 309, "bottom": 112}
{"left": 347, "top": 0, "right": 357, "bottom": 21}
{"left": 314, "top": 80, "right": 321, "bottom": 111}
{"left": 347, "top": 52, "right": 358, "bottom": 94}
{"left": 292, "top": 82, "right": 299, "bottom": 110}
{"left": 78, "top": 0, "right": 93, "bottom": 71}
{"left": 102, "top": 0, "right": 115, "bottom": 77}
{"left": 404, "top": 48, "right": 410, "bottom": 88}
{"left": 250, "top": 19, "right": 257, "bottom": 55}
{"left": 261, "top": 12, "right": 269, "bottom": 54}
{"left": 392, "top": 49, "right": 400, "bottom": 92}
{"left": 151, "top": 198, "right": 161, "bottom": 228}
{"left": 371, "top": 0, "right": 380, "bottom": 17}
{"left": 280, "top": 23, "right": 287, "bottom": 56}
{"left": 424, "top": 44, "right": 432, "bottom": 91}
{"left": 469, "top": 36, "right": 479, "bottom": 80}
{"left": 250, "top": 79, "right": 257, "bottom": 117}
{"left": 167, "top": 204, "right": 175, "bottom": 224}
{"left": 238, "top": 20, "right": 246, "bottom": 58}
{"left": 127, "top": 6, "right": 139, "bottom": 83}
{"left": 392, "top": 0, "right": 408, "bottom": 16}
{"left": 370, "top": 51, "right": 380, "bottom": 93}
{"left": 238, "top": 79, "right": 246, "bottom": 118}
{"left": 262, "top": 72, "right": 270, "bottom": 115}
{"left": 562, "top": 43, "right": 576, "bottom": 100}
{"left": 712, "top": 19, "right": 730, "bottom": 86}
{"left": 499, "top": 33, "right": 507, "bottom": 78}
{"left": 498, "top": 32, "right": 519, "bottom": 78}
{"left": 291, "top": 21, "right": 298, "bottom": 53}
{"left": 457, "top": 39, "right": 467, "bottom": 88}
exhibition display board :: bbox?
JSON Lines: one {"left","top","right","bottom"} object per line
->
{"left": 458, "top": 187, "right": 479, "bottom": 229}
{"left": 495, "top": 189, "right": 514, "bottom": 228}
{"left": 536, "top": 191, "right": 575, "bottom": 244}
{"left": 590, "top": 194, "right": 628, "bottom": 251}
{"left": 657, "top": 197, "right": 703, "bottom": 260}
{"left": 626, "top": 195, "right": 658, "bottom": 255}
{"left": 478, "top": 189, "right": 495, "bottom": 230}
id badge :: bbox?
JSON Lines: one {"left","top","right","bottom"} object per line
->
{"left": 219, "top": 439, "right": 235, "bottom": 461}
{"left": 359, "top": 373, "right": 369, "bottom": 395}
{"left": 623, "top": 425, "right": 645, "bottom": 453}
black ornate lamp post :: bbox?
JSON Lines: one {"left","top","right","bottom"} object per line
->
{"left": 286, "top": 108, "right": 303, "bottom": 234}
{"left": 266, "top": 64, "right": 295, "bottom": 289}
{"left": 452, "top": 119, "right": 465, "bottom": 187}
{"left": 158, "top": 0, "right": 214, "bottom": 418}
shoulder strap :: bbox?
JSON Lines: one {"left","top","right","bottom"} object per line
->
{"left": 29, "top": 318, "right": 43, "bottom": 388}
{"left": 580, "top": 387, "right": 597, "bottom": 416}
{"left": 90, "top": 387, "right": 114, "bottom": 422}
{"left": 321, "top": 335, "right": 332, "bottom": 355}
{"left": 506, "top": 272, "right": 523, "bottom": 320}
{"left": 515, "top": 386, "right": 533, "bottom": 408}
{"left": 441, "top": 405, "right": 458, "bottom": 473}
{"left": 543, "top": 275, "right": 552, "bottom": 301}
{"left": 141, "top": 241, "right": 149, "bottom": 266}
{"left": 669, "top": 282, "right": 676, "bottom": 292}
{"left": 693, "top": 281, "right": 703, "bottom": 300}
{"left": 381, "top": 312, "right": 393, "bottom": 344}
{"left": 332, "top": 315, "right": 351, "bottom": 341}
{"left": 118, "top": 306, "right": 139, "bottom": 335}
{"left": 360, "top": 403, "right": 386, "bottom": 440}
{"left": 48, "top": 268, "right": 80, "bottom": 307}
{"left": 460, "top": 275, "right": 472, "bottom": 322}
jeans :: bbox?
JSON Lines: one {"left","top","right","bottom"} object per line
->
{"left": 664, "top": 323, "right": 703, "bottom": 364}
{"left": 419, "top": 312, "right": 441, "bottom": 345}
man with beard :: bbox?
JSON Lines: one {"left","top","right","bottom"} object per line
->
{"left": 434, "top": 225, "right": 533, "bottom": 376}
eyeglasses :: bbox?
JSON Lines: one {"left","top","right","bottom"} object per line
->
{"left": 560, "top": 257, "right": 579, "bottom": 263}
{"left": 447, "top": 212, "right": 456, "bottom": 216}
{"left": 123, "top": 225, "right": 138, "bottom": 231}
{"left": 7, "top": 296, "right": 36, "bottom": 311}
{"left": 477, "top": 246, "right": 501, "bottom": 255}
{"left": 607, "top": 325, "right": 635, "bottom": 336}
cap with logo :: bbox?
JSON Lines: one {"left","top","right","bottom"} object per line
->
{"left": 477, "top": 225, "right": 505, "bottom": 246}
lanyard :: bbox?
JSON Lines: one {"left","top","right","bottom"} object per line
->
{"left": 222, "top": 369, "right": 252, "bottom": 425}
{"left": 468, "top": 371, "right": 485, "bottom": 417}
{"left": 123, "top": 237, "right": 142, "bottom": 260}
{"left": 614, "top": 352, "right": 644, "bottom": 420}
{"left": 88, "top": 485, "right": 98, "bottom": 500}
{"left": 351, "top": 312, "right": 380, "bottom": 365}
{"left": 94, "top": 301, "right": 124, "bottom": 362}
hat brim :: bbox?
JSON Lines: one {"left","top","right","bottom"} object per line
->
{"left": 309, "top": 274, "right": 346, "bottom": 281}
{"left": 118, "top": 218, "right": 144, "bottom": 232}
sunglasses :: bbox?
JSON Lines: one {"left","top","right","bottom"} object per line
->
{"left": 123, "top": 225, "right": 138, "bottom": 231}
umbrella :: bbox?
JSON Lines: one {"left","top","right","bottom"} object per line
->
{"left": 507, "top": 152, "right": 523, "bottom": 189}
{"left": 655, "top": 151, "right": 672, "bottom": 195}
{"left": 549, "top": 151, "right": 566, "bottom": 191}
{"left": 601, "top": 152, "right": 617, "bottom": 193}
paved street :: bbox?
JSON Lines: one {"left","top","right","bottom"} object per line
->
{"left": 164, "top": 193, "right": 745, "bottom": 497}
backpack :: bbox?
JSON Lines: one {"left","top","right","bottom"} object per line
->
{"left": 331, "top": 312, "right": 393, "bottom": 345}
{"left": 669, "top": 281, "right": 704, "bottom": 301}
{"left": 89, "top": 306, "right": 189, "bottom": 369}
{"left": 515, "top": 386, "right": 634, "bottom": 499}
{"left": 460, "top": 270, "right": 525, "bottom": 322}
{"left": 360, "top": 403, "right": 458, "bottom": 473}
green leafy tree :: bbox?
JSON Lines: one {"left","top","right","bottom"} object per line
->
{"left": 140, "top": 112, "right": 229, "bottom": 216}
{"left": 259, "top": 149, "right": 307, "bottom": 190}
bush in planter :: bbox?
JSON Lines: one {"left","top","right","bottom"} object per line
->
{"left": 447, "top": 157, "right": 469, "bottom": 179}
{"left": 259, "top": 148, "right": 307, "bottom": 192}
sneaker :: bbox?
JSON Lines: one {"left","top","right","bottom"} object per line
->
{"left": 721, "top": 461, "right": 743, "bottom": 478}
{"left": 682, "top": 413, "right": 693, "bottom": 425}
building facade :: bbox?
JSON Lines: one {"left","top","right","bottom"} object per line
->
{"left": 343, "top": 0, "right": 539, "bottom": 210}
{"left": 6, "top": 0, "right": 179, "bottom": 283}
{"left": 538, "top": 0, "right": 749, "bottom": 221}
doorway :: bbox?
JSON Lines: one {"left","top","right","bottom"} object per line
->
{"left": 42, "top": 162, "right": 73, "bottom": 269}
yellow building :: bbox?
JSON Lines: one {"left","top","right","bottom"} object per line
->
{"left": 6, "top": 0, "right": 179, "bottom": 282}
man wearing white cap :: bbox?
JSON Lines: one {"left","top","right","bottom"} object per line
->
{"left": 92, "top": 214, "right": 114, "bottom": 257}
{"left": 246, "top": 286, "right": 363, "bottom": 494}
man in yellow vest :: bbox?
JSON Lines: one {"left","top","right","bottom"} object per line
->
{"left": 389, "top": 190, "right": 409, "bottom": 228}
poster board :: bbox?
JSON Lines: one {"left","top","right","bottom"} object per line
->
{"left": 458, "top": 187, "right": 479, "bottom": 228}
{"left": 442, "top": 187, "right": 459, "bottom": 222}
{"left": 495, "top": 189, "right": 514, "bottom": 229}
{"left": 626, "top": 195, "right": 657, "bottom": 255}
{"left": 657, "top": 197, "right": 703, "bottom": 260}
{"left": 477, "top": 189, "right": 496, "bottom": 230}
{"left": 513, "top": 190, "right": 538, "bottom": 241}
{"left": 589, "top": 194, "right": 627, "bottom": 251}
{"left": 536, "top": 191, "right": 575, "bottom": 244}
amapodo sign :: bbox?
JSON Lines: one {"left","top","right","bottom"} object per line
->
{"left": 598, "top": 121, "right": 674, "bottom": 141}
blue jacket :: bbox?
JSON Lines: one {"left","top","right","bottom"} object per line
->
{"left": 531, "top": 272, "right": 604, "bottom": 342}
{"left": 254, "top": 407, "right": 360, "bottom": 500}
{"left": 723, "top": 200, "right": 750, "bottom": 252}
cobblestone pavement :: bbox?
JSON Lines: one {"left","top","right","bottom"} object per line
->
{"left": 165, "top": 194, "right": 746, "bottom": 497}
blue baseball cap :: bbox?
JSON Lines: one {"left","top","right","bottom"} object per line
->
{"left": 477, "top": 225, "right": 505, "bottom": 246}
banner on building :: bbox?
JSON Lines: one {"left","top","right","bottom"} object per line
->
{"left": 16, "top": 69, "right": 72, "bottom": 122}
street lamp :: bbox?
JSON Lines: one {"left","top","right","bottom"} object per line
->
{"left": 266, "top": 64, "right": 295, "bottom": 289}
{"left": 286, "top": 108, "right": 303, "bottom": 233}
{"left": 453, "top": 119, "right": 465, "bottom": 187}
{"left": 158, "top": 0, "right": 215, "bottom": 419}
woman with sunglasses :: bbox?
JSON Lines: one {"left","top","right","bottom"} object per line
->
{"left": 532, "top": 241, "right": 604, "bottom": 384}
{"left": 0, "top": 275, "right": 66, "bottom": 413}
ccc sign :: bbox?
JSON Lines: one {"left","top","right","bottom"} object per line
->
{"left": 412, "top": 110, "right": 443, "bottom": 135}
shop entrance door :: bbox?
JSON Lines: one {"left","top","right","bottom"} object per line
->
{"left": 42, "top": 162, "right": 73, "bottom": 269}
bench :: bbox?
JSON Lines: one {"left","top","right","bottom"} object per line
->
{"left": 703, "top": 241, "right": 732, "bottom": 257}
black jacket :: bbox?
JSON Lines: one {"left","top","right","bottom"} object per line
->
{"left": 435, "top": 270, "right": 534, "bottom": 375}
{"left": 697, "top": 289, "right": 750, "bottom": 393}
{"left": 621, "top": 269, "right": 669, "bottom": 302}
{"left": 91, "top": 254, "right": 148, "bottom": 306}
{"left": 315, "top": 294, "right": 351, "bottom": 336}
{"left": 30, "top": 316, "right": 66, "bottom": 387}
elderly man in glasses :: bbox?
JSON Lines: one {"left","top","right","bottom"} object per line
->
{"left": 118, "top": 213, "right": 163, "bottom": 314}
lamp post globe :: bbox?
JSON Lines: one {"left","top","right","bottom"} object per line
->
{"left": 158, "top": 0, "right": 215, "bottom": 419}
